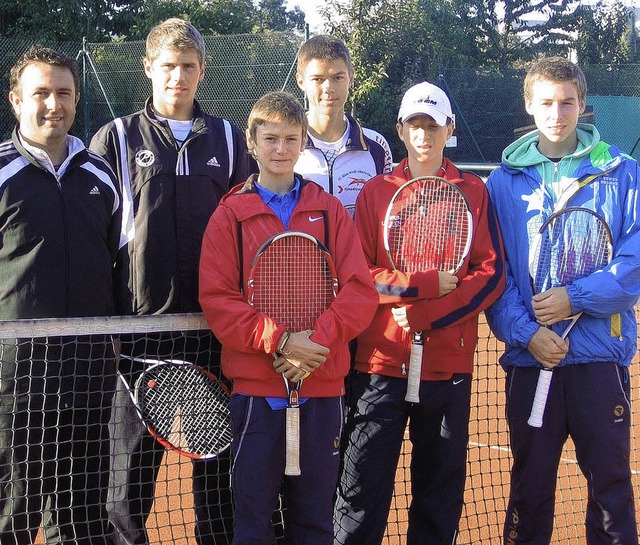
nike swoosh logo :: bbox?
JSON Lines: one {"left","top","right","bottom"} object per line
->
{"left": 308, "top": 216, "right": 323, "bottom": 222}
{"left": 453, "top": 379, "right": 464, "bottom": 385}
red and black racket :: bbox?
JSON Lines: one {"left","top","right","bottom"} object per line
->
{"left": 246, "top": 231, "right": 338, "bottom": 475}
{"left": 118, "top": 356, "right": 232, "bottom": 459}
{"left": 383, "top": 176, "right": 473, "bottom": 403}
{"left": 527, "top": 206, "right": 613, "bottom": 427}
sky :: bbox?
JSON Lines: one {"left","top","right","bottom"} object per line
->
{"left": 287, "top": 0, "right": 326, "bottom": 33}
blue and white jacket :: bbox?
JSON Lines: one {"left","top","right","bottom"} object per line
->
{"left": 486, "top": 125, "right": 640, "bottom": 368}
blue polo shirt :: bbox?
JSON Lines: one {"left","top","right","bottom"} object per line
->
{"left": 254, "top": 177, "right": 307, "bottom": 409}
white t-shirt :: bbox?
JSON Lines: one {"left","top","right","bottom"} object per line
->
{"left": 157, "top": 117, "right": 194, "bottom": 147}
{"left": 309, "top": 122, "right": 349, "bottom": 170}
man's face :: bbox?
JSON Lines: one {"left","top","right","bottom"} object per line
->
{"left": 525, "top": 79, "right": 586, "bottom": 149}
{"left": 396, "top": 114, "right": 453, "bottom": 166}
{"left": 9, "top": 62, "right": 77, "bottom": 152}
{"left": 144, "top": 48, "right": 204, "bottom": 119}
{"left": 296, "top": 58, "right": 352, "bottom": 116}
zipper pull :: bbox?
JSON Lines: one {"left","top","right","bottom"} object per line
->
{"left": 401, "top": 362, "right": 407, "bottom": 376}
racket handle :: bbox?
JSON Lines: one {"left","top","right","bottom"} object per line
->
{"left": 405, "top": 332, "right": 424, "bottom": 403}
{"left": 527, "top": 368, "right": 553, "bottom": 428}
{"left": 560, "top": 312, "right": 583, "bottom": 340}
{"left": 284, "top": 406, "right": 301, "bottom": 476}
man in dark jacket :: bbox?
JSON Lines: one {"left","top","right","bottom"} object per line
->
{"left": 90, "top": 18, "right": 252, "bottom": 545}
{"left": 0, "top": 45, "right": 123, "bottom": 545}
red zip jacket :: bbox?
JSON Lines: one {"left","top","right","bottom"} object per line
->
{"left": 354, "top": 158, "right": 505, "bottom": 379}
{"left": 199, "top": 175, "right": 378, "bottom": 397}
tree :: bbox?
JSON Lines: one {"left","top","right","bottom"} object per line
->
{"left": 0, "top": 0, "right": 142, "bottom": 42}
{"left": 572, "top": 1, "right": 634, "bottom": 65}
{"left": 126, "top": 0, "right": 256, "bottom": 39}
{"left": 447, "top": 0, "right": 577, "bottom": 67}
{"left": 0, "top": 0, "right": 306, "bottom": 42}
{"left": 253, "top": 0, "right": 305, "bottom": 32}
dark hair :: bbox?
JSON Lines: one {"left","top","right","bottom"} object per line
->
{"left": 296, "top": 35, "right": 354, "bottom": 77}
{"left": 524, "top": 56, "right": 587, "bottom": 104}
{"left": 10, "top": 45, "right": 80, "bottom": 98}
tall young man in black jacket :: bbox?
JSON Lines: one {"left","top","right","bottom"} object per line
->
{"left": 90, "top": 18, "right": 252, "bottom": 545}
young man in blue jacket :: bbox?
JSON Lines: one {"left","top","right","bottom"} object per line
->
{"left": 486, "top": 56, "right": 640, "bottom": 545}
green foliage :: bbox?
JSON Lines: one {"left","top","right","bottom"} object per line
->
{"left": 319, "top": 0, "right": 634, "bottom": 159}
{"left": 0, "top": 0, "right": 143, "bottom": 42}
{"left": 0, "top": 0, "right": 305, "bottom": 42}
{"left": 572, "top": 1, "right": 635, "bottom": 65}
{"left": 253, "top": 0, "right": 305, "bottom": 32}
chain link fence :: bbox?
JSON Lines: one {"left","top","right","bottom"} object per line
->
{"left": 1, "top": 35, "right": 640, "bottom": 163}
{"left": 1, "top": 35, "right": 639, "bottom": 163}
{"left": 439, "top": 64, "right": 640, "bottom": 165}
{"left": 0, "top": 32, "right": 304, "bottom": 144}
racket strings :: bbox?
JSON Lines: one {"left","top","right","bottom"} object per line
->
{"left": 251, "top": 236, "right": 335, "bottom": 331}
{"left": 534, "top": 210, "right": 611, "bottom": 293}
{"left": 139, "top": 365, "right": 232, "bottom": 456}
{"left": 388, "top": 181, "right": 470, "bottom": 273}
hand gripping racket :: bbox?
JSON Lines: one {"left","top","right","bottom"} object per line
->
{"left": 527, "top": 206, "right": 613, "bottom": 427}
{"left": 247, "top": 231, "right": 338, "bottom": 476}
{"left": 118, "top": 356, "right": 232, "bottom": 459}
{"left": 383, "top": 176, "right": 473, "bottom": 403}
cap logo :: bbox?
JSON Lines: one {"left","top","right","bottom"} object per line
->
{"left": 416, "top": 97, "right": 438, "bottom": 106}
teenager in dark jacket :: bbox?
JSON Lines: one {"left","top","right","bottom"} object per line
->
{"left": 90, "top": 18, "right": 252, "bottom": 545}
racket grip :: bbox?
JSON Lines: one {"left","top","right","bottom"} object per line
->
{"left": 284, "top": 406, "right": 301, "bottom": 476}
{"left": 560, "top": 312, "right": 582, "bottom": 340}
{"left": 405, "top": 333, "right": 424, "bottom": 403}
{"left": 527, "top": 368, "right": 553, "bottom": 428}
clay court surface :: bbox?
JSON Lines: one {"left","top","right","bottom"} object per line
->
{"left": 35, "top": 312, "right": 640, "bottom": 544}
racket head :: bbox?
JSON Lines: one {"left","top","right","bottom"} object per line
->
{"left": 529, "top": 206, "right": 613, "bottom": 294}
{"left": 246, "top": 230, "right": 339, "bottom": 331}
{"left": 134, "top": 360, "right": 232, "bottom": 460}
{"left": 383, "top": 176, "right": 473, "bottom": 274}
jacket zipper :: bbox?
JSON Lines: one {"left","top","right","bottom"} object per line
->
{"left": 55, "top": 172, "right": 70, "bottom": 316}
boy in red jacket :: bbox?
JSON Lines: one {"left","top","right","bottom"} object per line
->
{"left": 199, "top": 92, "right": 378, "bottom": 545}
{"left": 334, "top": 82, "right": 506, "bottom": 545}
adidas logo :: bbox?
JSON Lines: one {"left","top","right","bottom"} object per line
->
{"left": 89, "top": 186, "right": 100, "bottom": 195}
{"left": 207, "top": 156, "right": 220, "bottom": 167}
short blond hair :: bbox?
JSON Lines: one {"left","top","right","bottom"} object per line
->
{"left": 247, "top": 92, "right": 308, "bottom": 142}
{"left": 145, "top": 18, "right": 205, "bottom": 65}
{"left": 524, "top": 56, "right": 587, "bottom": 104}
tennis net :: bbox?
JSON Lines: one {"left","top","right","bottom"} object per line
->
{"left": 0, "top": 311, "right": 635, "bottom": 545}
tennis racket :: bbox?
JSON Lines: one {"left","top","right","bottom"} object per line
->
{"left": 246, "top": 231, "right": 338, "bottom": 476}
{"left": 527, "top": 206, "right": 613, "bottom": 427}
{"left": 383, "top": 176, "right": 473, "bottom": 403}
{"left": 118, "top": 356, "right": 232, "bottom": 459}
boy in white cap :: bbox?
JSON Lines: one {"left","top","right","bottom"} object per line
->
{"left": 334, "top": 81, "right": 505, "bottom": 545}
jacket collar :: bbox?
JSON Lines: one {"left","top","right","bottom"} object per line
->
{"left": 393, "top": 157, "right": 463, "bottom": 184}
{"left": 12, "top": 127, "right": 86, "bottom": 176}
{"left": 304, "top": 112, "right": 369, "bottom": 152}
{"left": 144, "top": 97, "right": 208, "bottom": 134}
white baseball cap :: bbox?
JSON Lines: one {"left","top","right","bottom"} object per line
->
{"left": 397, "top": 81, "right": 453, "bottom": 126}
